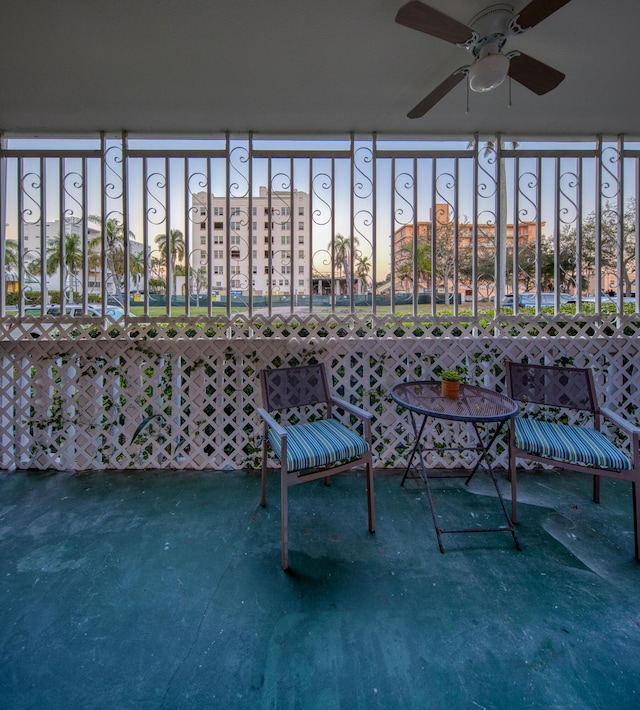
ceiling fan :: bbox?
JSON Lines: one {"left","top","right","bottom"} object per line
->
{"left": 395, "top": 0, "right": 572, "bottom": 118}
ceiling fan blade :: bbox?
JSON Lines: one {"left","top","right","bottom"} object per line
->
{"left": 395, "top": 1, "right": 474, "bottom": 45}
{"left": 516, "top": 0, "right": 573, "bottom": 30}
{"left": 508, "top": 52, "right": 565, "bottom": 95}
{"left": 407, "top": 71, "right": 466, "bottom": 119}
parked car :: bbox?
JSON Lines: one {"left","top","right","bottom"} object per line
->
{"left": 46, "top": 304, "right": 125, "bottom": 320}
{"left": 567, "top": 292, "right": 635, "bottom": 305}
{"left": 500, "top": 294, "right": 525, "bottom": 308}
{"left": 7, "top": 303, "right": 125, "bottom": 339}
{"left": 519, "top": 292, "right": 573, "bottom": 307}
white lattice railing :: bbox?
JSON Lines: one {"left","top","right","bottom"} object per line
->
{"left": 1, "top": 313, "right": 638, "bottom": 472}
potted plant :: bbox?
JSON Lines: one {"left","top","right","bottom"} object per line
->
{"left": 439, "top": 369, "right": 464, "bottom": 399}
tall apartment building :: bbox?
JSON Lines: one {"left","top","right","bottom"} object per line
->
{"left": 192, "top": 187, "right": 310, "bottom": 296}
{"left": 393, "top": 203, "right": 541, "bottom": 291}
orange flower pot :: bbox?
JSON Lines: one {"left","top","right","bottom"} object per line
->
{"left": 441, "top": 380, "right": 460, "bottom": 399}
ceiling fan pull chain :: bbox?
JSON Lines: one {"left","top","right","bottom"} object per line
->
{"left": 508, "top": 76, "right": 512, "bottom": 108}
{"left": 466, "top": 79, "right": 470, "bottom": 114}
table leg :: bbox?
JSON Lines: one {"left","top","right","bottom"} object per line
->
{"left": 400, "top": 412, "right": 429, "bottom": 487}
{"left": 464, "top": 421, "right": 521, "bottom": 551}
{"left": 404, "top": 417, "right": 520, "bottom": 553}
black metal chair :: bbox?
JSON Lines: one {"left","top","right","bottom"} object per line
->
{"left": 258, "top": 363, "right": 375, "bottom": 570}
{"left": 506, "top": 361, "right": 640, "bottom": 560}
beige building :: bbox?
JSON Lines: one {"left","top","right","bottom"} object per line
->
{"left": 393, "top": 203, "right": 541, "bottom": 293}
{"left": 192, "top": 187, "right": 310, "bottom": 297}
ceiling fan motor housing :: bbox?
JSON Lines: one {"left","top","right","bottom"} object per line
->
{"left": 466, "top": 4, "right": 515, "bottom": 58}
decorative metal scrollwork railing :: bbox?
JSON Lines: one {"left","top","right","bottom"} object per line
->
{"left": 0, "top": 133, "right": 639, "bottom": 472}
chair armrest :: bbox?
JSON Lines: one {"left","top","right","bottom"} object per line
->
{"left": 600, "top": 407, "right": 640, "bottom": 437}
{"left": 257, "top": 407, "right": 287, "bottom": 438}
{"left": 330, "top": 396, "right": 373, "bottom": 420}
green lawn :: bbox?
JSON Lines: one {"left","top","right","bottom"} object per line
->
{"left": 125, "top": 303, "right": 633, "bottom": 319}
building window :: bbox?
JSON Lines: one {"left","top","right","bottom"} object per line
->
{"left": 298, "top": 250, "right": 304, "bottom": 259}
{"left": 298, "top": 279, "right": 304, "bottom": 286}
{"left": 281, "top": 222, "right": 290, "bottom": 231}
{"left": 200, "top": 221, "right": 206, "bottom": 230}
{"left": 200, "top": 235, "right": 206, "bottom": 245}
{"left": 252, "top": 207, "right": 257, "bottom": 216}
{"left": 281, "top": 235, "right": 290, "bottom": 245}
{"left": 214, "top": 235, "right": 223, "bottom": 245}
{"left": 213, "top": 250, "right": 224, "bottom": 259}
{"left": 214, "top": 222, "right": 223, "bottom": 230}
{"left": 298, "top": 265, "right": 304, "bottom": 274}
{"left": 298, "top": 222, "right": 304, "bottom": 230}
{"left": 231, "top": 207, "right": 241, "bottom": 216}
{"left": 298, "top": 206, "right": 304, "bottom": 216}
{"left": 230, "top": 235, "right": 241, "bottom": 245}
{"left": 298, "top": 235, "right": 304, "bottom": 244}
{"left": 230, "top": 221, "right": 242, "bottom": 230}
{"left": 252, "top": 222, "right": 257, "bottom": 231}
{"left": 214, "top": 207, "right": 224, "bottom": 216}
{"left": 213, "top": 265, "right": 224, "bottom": 275}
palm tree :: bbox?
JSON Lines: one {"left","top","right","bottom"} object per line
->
{"left": 129, "top": 250, "right": 146, "bottom": 293}
{"left": 191, "top": 266, "right": 207, "bottom": 307}
{"left": 46, "top": 232, "right": 84, "bottom": 298}
{"left": 149, "top": 253, "right": 166, "bottom": 284}
{"left": 4, "top": 240, "right": 19, "bottom": 274}
{"left": 398, "top": 241, "right": 432, "bottom": 290}
{"left": 88, "top": 216, "right": 134, "bottom": 301}
{"left": 331, "top": 233, "right": 359, "bottom": 296}
{"left": 4, "top": 240, "right": 20, "bottom": 301}
{"left": 355, "top": 254, "right": 371, "bottom": 295}
{"left": 155, "top": 229, "right": 185, "bottom": 295}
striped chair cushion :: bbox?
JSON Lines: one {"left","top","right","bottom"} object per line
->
{"left": 514, "top": 418, "right": 632, "bottom": 470}
{"left": 268, "top": 418, "right": 369, "bottom": 472}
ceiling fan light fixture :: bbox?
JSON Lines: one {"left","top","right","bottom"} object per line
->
{"left": 468, "top": 52, "right": 510, "bottom": 92}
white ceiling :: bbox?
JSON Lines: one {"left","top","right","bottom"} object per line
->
{"left": 1, "top": 0, "right": 638, "bottom": 139}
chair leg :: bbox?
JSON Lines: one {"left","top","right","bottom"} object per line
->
{"left": 593, "top": 474, "right": 600, "bottom": 504}
{"left": 261, "top": 437, "right": 268, "bottom": 507}
{"left": 281, "top": 468, "right": 289, "bottom": 571}
{"left": 633, "top": 481, "right": 640, "bottom": 562}
{"left": 510, "top": 450, "right": 518, "bottom": 524}
{"left": 366, "top": 456, "right": 375, "bottom": 533}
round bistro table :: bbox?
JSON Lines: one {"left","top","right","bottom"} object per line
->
{"left": 391, "top": 380, "right": 520, "bottom": 553}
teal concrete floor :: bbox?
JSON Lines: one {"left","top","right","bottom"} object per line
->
{"left": 1, "top": 467, "right": 639, "bottom": 709}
